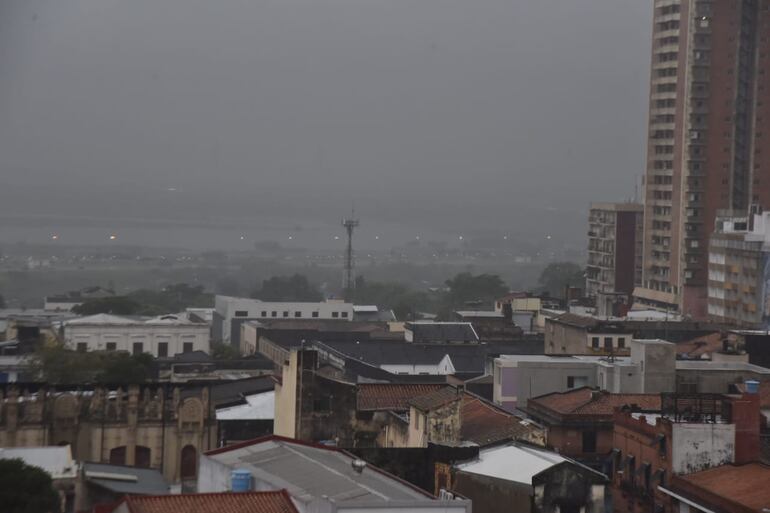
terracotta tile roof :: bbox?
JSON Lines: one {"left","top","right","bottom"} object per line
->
{"left": 528, "top": 388, "right": 661, "bottom": 419}
{"left": 674, "top": 463, "right": 770, "bottom": 511}
{"left": 356, "top": 383, "right": 445, "bottom": 412}
{"left": 119, "top": 491, "right": 299, "bottom": 513}
{"left": 408, "top": 386, "right": 462, "bottom": 412}
{"left": 460, "top": 394, "right": 537, "bottom": 446}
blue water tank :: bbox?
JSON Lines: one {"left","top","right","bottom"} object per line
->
{"left": 745, "top": 380, "right": 760, "bottom": 394}
{"left": 231, "top": 469, "right": 252, "bottom": 492}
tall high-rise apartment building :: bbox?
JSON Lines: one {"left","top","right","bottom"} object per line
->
{"left": 636, "top": 0, "right": 770, "bottom": 318}
{"left": 586, "top": 202, "right": 644, "bottom": 298}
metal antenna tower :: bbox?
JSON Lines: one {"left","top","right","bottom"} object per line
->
{"left": 341, "top": 210, "right": 359, "bottom": 299}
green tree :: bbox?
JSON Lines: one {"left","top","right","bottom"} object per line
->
{"left": 127, "top": 283, "right": 213, "bottom": 315}
{"left": 31, "top": 343, "right": 153, "bottom": 385}
{"left": 443, "top": 272, "right": 508, "bottom": 308}
{"left": 210, "top": 342, "right": 241, "bottom": 360}
{"left": 252, "top": 274, "right": 323, "bottom": 302}
{"left": 0, "top": 458, "right": 61, "bottom": 513}
{"left": 537, "top": 262, "right": 585, "bottom": 298}
{"left": 95, "top": 352, "right": 154, "bottom": 384}
{"left": 71, "top": 296, "right": 141, "bottom": 316}
{"left": 352, "top": 277, "right": 433, "bottom": 321}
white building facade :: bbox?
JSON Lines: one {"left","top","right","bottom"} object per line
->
{"left": 213, "top": 295, "right": 354, "bottom": 345}
{"left": 63, "top": 314, "right": 210, "bottom": 357}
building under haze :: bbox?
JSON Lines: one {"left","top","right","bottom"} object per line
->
{"left": 585, "top": 202, "right": 643, "bottom": 300}
{"left": 635, "top": 1, "right": 770, "bottom": 318}
{"left": 708, "top": 210, "right": 770, "bottom": 327}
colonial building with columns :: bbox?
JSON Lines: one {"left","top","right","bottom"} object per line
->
{"left": 0, "top": 383, "right": 217, "bottom": 484}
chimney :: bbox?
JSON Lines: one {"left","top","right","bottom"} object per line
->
{"left": 731, "top": 383, "right": 761, "bottom": 465}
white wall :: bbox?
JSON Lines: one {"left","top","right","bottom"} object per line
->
{"left": 216, "top": 296, "right": 354, "bottom": 343}
{"left": 64, "top": 323, "right": 209, "bottom": 357}
{"left": 380, "top": 355, "right": 454, "bottom": 376}
{"left": 671, "top": 423, "right": 735, "bottom": 475}
{"left": 197, "top": 455, "right": 232, "bottom": 493}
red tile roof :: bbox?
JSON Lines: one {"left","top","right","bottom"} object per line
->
{"left": 460, "top": 394, "right": 537, "bottom": 446}
{"left": 673, "top": 463, "right": 770, "bottom": 512}
{"left": 408, "top": 386, "right": 462, "bottom": 412}
{"left": 356, "top": 384, "right": 445, "bottom": 411}
{"left": 528, "top": 388, "right": 661, "bottom": 419}
{"left": 118, "top": 491, "right": 299, "bottom": 513}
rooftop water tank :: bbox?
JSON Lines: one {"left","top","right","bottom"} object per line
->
{"left": 231, "top": 469, "right": 252, "bottom": 492}
{"left": 745, "top": 380, "right": 760, "bottom": 394}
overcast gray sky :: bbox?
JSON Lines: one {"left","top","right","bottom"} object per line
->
{"left": 0, "top": 0, "right": 652, "bottom": 247}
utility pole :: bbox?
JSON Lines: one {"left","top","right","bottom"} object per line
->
{"left": 341, "top": 210, "right": 359, "bottom": 301}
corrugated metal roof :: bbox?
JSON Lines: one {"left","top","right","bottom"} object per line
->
{"left": 456, "top": 444, "right": 566, "bottom": 485}
{"left": 216, "top": 391, "right": 275, "bottom": 420}
{"left": 83, "top": 462, "right": 170, "bottom": 496}
{"left": 206, "top": 437, "right": 433, "bottom": 504}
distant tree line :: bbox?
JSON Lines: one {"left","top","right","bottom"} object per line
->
{"left": 72, "top": 283, "right": 213, "bottom": 316}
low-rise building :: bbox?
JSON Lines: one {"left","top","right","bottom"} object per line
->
{"left": 524, "top": 389, "right": 660, "bottom": 469}
{"left": 611, "top": 390, "right": 762, "bottom": 513}
{"left": 659, "top": 463, "right": 770, "bottom": 513}
{"left": 198, "top": 435, "right": 472, "bottom": 512}
{"left": 494, "top": 339, "right": 770, "bottom": 410}
{"left": 63, "top": 313, "right": 210, "bottom": 357}
{"left": 0, "top": 383, "right": 217, "bottom": 483}
{"left": 450, "top": 442, "right": 608, "bottom": 513}
{"left": 494, "top": 339, "right": 675, "bottom": 409}
{"left": 75, "top": 461, "right": 170, "bottom": 513}
{"left": 545, "top": 313, "right": 633, "bottom": 356}
{"left": 213, "top": 295, "right": 354, "bottom": 346}
{"left": 404, "top": 322, "right": 479, "bottom": 344}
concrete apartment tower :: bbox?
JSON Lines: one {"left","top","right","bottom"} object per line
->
{"left": 635, "top": 0, "right": 770, "bottom": 318}
{"left": 586, "top": 202, "right": 644, "bottom": 299}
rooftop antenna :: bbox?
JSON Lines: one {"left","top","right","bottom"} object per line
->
{"left": 341, "top": 208, "right": 359, "bottom": 301}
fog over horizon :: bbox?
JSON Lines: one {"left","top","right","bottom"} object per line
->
{"left": 0, "top": 0, "right": 652, "bottom": 250}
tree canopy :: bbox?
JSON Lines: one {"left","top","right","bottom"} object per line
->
{"left": 443, "top": 272, "right": 508, "bottom": 308}
{"left": 31, "top": 343, "right": 153, "bottom": 385}
{"left": 537, "top": 262, "right": 585, "bottom": 298}
{"left": 72, "top": 283, "right": 213, "bottom": 316}
{"left": 251, "top": 274, "right": 323, "bottom": 302}
{"left": 352, "top": 277, "right": 433, "bottom": 321}
{"left": 0, "top": 458, "right": 61, "bottom": 513}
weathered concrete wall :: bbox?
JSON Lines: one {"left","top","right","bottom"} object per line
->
{"left": 453, "top": 471, "right": 532, "bottom": 513}
{"left": 671, "top": 423, "right": 735, "bottom": 474}
{"left": 532, "top": 462, "right": 607, "bottom": 513}
{"left": 273, "top": 352, "right": 298, "bottom": 438}
{"left": 631, "top": 340, "right": 676, "bottom": 394}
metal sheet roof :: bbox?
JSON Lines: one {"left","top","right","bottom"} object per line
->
{"left": 206, "top": 438, "right": 433, "bottom": 504}
{"left": 83, "top": 461, "right": 170, "bottom": 496}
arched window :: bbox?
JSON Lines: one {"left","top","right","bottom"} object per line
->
{"left": 109, "top": 446, "right": 127, "bottom": 465}
{"left": 180, "top": 445, "right": 197, "bottom": 479}
{"left": 135, "top": 446, "right": 151, "bottom": 468}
